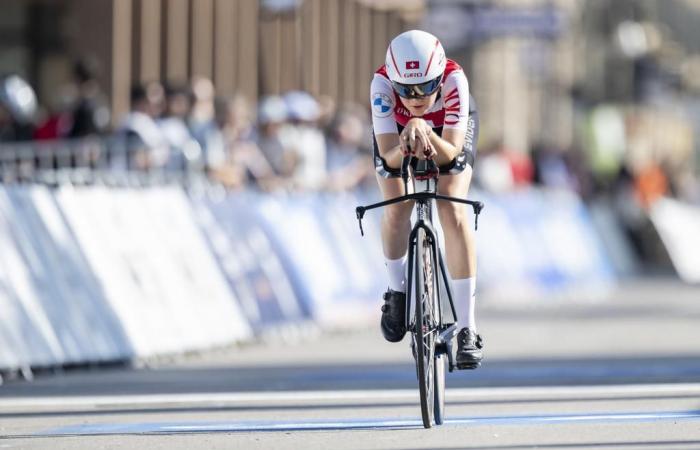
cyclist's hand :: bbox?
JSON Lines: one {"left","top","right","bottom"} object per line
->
{"left": 399, "top": 132, "right": 414, "bottom": 157}
{"left": 415, "top": 141, "right": 437, "bottom": 160}
{"left": 401, "top": 118, "right": 432, "bottom": 157}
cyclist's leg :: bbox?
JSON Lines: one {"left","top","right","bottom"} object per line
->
{"left": 437, "top": 95, "right": 480, "bottom": 302}
{"left": 436, "top": 168, "right": 476, "bottom": 283}
{"left": 437, "top": 168, "right": 483, "bottom": 366}
{"left": 374, "top": 171, "right": 414, "bottom": 342}
{"left": 375, "top": 173, "right": 414, "bottom": 291}
{"left": 436, "top": 101, "right": 483, "bottom": 367}
{"left": 373, "top": 131, "right": 415, "bottom": 289}
{"left": 373, "top": 132, "right": 414, "bottom": 342}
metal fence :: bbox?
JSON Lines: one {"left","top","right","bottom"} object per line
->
{"left": 0, "top": 138, "right": 208, "bottom": 187}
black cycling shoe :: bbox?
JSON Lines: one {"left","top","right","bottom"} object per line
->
{"left": 380, "top": 289, "right": 407, "bottom": 342}
{"left": 455, "top": 327, "right": 483, "bottom": 370}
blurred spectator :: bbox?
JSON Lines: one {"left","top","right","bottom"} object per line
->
{"left": 670, "top": 168, "right": 700, "bottom": 205}
{"left": 584, "top": 105, "right": 627, "bottom": 192}
{"left": 610, "top": 161, "right": 671, "bottom": 267}
{"left": 208, "top": 94, "right": 281, "bottom": 190}
{"left": 474, "top": 142, "right": 513, "bottom": 193}
{"left": 316, "top": 94, "right": 337, "bottom": 134}
{"left": 475, "top": 141, "right": 533, "bottom": 193}
{"left": 531, "top": 142, "right": 577, "bottom": 191}
{"left": 324, "top": 104, "right": 375, "bottom": 191}
{"left": 33, "top": 90, "right": 73, "bottom": 141}
{"left": 67, "top": 58, "right": 110, "bottom": 138}
{"left": 507, "top": 149, "right": 534, "bottom": 188}
{"left": 0, "top": 74, "right": 38, "bottom": 141}
{"left": 564, "top": 146, "right": 596, "bottom": 200}
{"left": 0, "top": 105, "right": 15, "bottom": 142}
{"left": 116, "top": 82, "right": 168, "bottom": 171}
{"left": 279, "top": 90, "right": 327, "bottom": 191}
{"left": 188, "top": 76, "right": 218, "bottom": 165}
{"left": 632, "top": 160, "right": 669, "bottom": 209}
{"left": 256, "top": 95, "right": 291, "bottom": 176}
{"left": 611, "top": 165, "right": 647, "bottom": 258}
{"left": 158, "top": 83, "right": 200, "bottom": 171}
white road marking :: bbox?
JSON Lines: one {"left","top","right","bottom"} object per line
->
{"left": 33, "top": 410, "right": 700, "bottom": 436}
{"left": 3, "top": 383, "right": 700, "bottom": 409}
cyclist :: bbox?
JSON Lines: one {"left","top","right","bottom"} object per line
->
{"left": 371, "top": 30, "right": 482, "bottom": 369}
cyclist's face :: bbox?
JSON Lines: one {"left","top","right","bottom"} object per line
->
{"left": 399, "top": 91, "right": 439, "bottom": 117}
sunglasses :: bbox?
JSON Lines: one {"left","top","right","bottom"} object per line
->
{"left": 391, "top": 75, "right": 442, "bottom": 99}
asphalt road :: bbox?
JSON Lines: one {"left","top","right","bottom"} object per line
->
{"left": 1, "top": 279, "right": 699, "bottom": 449}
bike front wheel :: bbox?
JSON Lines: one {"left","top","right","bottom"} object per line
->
{"left": 414, "top": 228, "right": 440, "bottom": 428}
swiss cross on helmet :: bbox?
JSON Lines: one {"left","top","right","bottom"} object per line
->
{"left": 385, "top": 30, "right": 446, "bottom": 98}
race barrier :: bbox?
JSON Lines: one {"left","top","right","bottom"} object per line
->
{"left": 474, "top": 188, "right": 616, "bottom": 302}
{"left": 0, "top": 185, "right": 132, "bottom": 370}
{"left": 189, "top": 189, "right": 312, "bottom": 333}
{"left": 1, "top": 184, "right": 620, "bottom": 373}
{"left": 650, "top": 197, "right": 700, "bottom": 284}
{"left": 0, "top": 185, "right": 251, "bottom": 372}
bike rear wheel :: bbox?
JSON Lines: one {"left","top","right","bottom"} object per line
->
{"left": 414, "top": 228, "right": 440, "bottom": 428}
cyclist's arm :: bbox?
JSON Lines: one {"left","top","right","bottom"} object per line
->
{"left": 371, "top": 75, "right": 406, "bottom": 169}
{"left": 375, "top": 133, "right": 404, "bottom": 169}
{"left": 428, "top": 128, "right": 465, "bottom": 167}
{"left": 429, "top": 70, "right": 470, "bottom": 166}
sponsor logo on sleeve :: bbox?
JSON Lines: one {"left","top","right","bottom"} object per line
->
{"left": 372, "top": 92, "right": 394, "bottom": 118}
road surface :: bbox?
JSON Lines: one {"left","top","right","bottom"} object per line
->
{"left": 1, "top": 279, "right": 699, "bottom": 449}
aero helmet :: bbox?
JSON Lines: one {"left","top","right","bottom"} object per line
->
{"left": 385, "top": 30, "right": 446, "bottom": 98}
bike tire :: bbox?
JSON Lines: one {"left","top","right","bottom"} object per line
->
{"left": 415, "top": 228, "right": 438, "bottom": 428}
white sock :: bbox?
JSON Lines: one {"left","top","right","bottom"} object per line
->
{"left": 452, "top": 277, "right": 476, "bottom": 330}
{"left": 385, "top": 255, "right": 407, "bottom": 293}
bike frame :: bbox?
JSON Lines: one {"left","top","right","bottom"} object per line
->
{"left": 355, "top": 157, "right": 484, "bottom": 371}
{"left": 405, "top": 179, "right": 454, "bottom": 367}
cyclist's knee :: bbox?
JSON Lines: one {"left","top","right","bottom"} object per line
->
{"left": 437, "top": 201, "right": 468, "bottom": 230}
{"left": 384, "top": 202, "right": 413, "bottom": 226}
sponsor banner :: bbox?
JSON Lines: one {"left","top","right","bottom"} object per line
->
{"left": 0, "top": 186, "right": 65, "bottom": 367}
{"left": 190, "top": 190, "right": 307, "bottom": 331}
{"left": 419, "top": 187, "right": 615, "bottom": 302}
{"left": 250, "top": 192, "right": 383, "bottom": 326}
{"left": 55, "top": 186, "right": 251, "bottom": 358}
{"left": 0, "top": 186, "right": 47, "bottom": 369}
{"left": 588, "top": 200, "right": 640, "bottom": 277}
{"left": 0, "top": 183, "right": 619, "bottom": 371}
{"left": 475, "top": 188, "right": 615, "bottom": 301}
{"left": 56, "top": 186, "right": 161, "bottom": 355}
{"left": 254, "top": 194, "right": 347, "bottom": 322}
{"left": 312, "top": 192, "right": 385, "bottom": 324}
{"left": 141, "top": 187, "right": 251, "bottom": 348}
{"left": 650, "top": 198, "right": 700, "bottom": 283}
{"left": 246, "top": 187, "right": 614, "bottom": 321}
{"left": 28, "top": 185, "right": 132, "bottom": 363}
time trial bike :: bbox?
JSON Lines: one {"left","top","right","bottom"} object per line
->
{"left": 355, "top": 156, "right": 483, "bottom": 428}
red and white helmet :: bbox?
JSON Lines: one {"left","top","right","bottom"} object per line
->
{"left": 385, "top": 30, "right": 446, "bottom": 86}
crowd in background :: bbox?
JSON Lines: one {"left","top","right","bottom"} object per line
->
{"left": 0, "top": 58, "right": 698, "bottom": 206}
{"left": 2, "top": 56, "right": 700, "bottom": 267}
{"left": 0, "top": 59, "right": 376, "bottom": 193}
